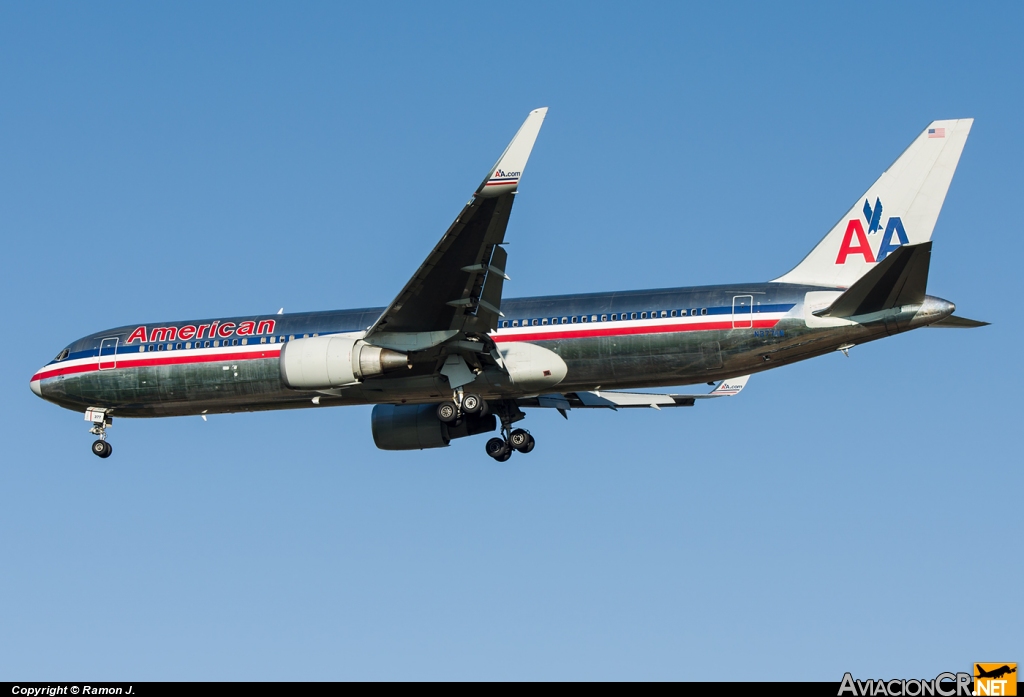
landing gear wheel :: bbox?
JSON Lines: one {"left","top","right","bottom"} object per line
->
{"left": 509, "top": 429, "right": 532, "bottom": 452}
{"left": 521, "top": 434, "right": 535, "bottom": 453}
{"left": 436, "top": 401, "right": 458, "bottom": 423}
{"left": 91, "top": 440, "right": 112, "bottom": 458}
{"left": 485, "top": 437, "right": 510, "bottom": 460}
{"left": 462, "top": 394, "right": 485, "bottom": 415}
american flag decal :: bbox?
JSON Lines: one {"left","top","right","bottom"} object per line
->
{"left": 928, "top": 127, "right": 946, "bottom": 139}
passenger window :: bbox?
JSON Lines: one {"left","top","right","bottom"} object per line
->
{"left": 289, "top": 335, "right": 295, "bottom": 341}
{"left": 530, "top": 319, "right": 538, "bottom": 326}
{"left": 501, "top": 321, "right": 508, "bottom": 328}
{"left": 303, "top": 334, "right": 309, "bottom": 339}
{"left": 541, "top": 318, "right": 548, "bottom": 325}
{"left": 176, "top": 343, "right": 183, "bottom": 350}
{"left": 701, "top": 308, "right": 708, "bottom": 315}
{"left": 260, "top": 337, "right": 267, "bottom": 344}
{"left": 671, "top": 310, "right": 678, "bottom": 317}
{"left": 561, "top": 317, "right": 568, "bottom": 324}
{"left": 512, "top": 320, "right": 519, "bottom": 327}
{"left": 241, "top": 338, "right": 247, "bottom": 345}
{"left": 139, "top": 346, "right": 146, "bottom": 353}
{"left": 571, "top": 316, "right": 578, "bottom": 323}
{"left": 157, "top": 344, "right": 164, "bottom": 351}
{"left": 552, "top": 318, "right": 560, "bottom": 325}
{"left": 205, "top": 341, "right": 211, "bottom": 348}
{"left": 213, "top": 340, "right": 220, "bottom": 347}
{"left": 630, "top": 312, "right": 637, "bottom": 320}
{"left": 641, "top": 312, "right": 647, "bottom": 319}
{"left": 581, "top": 315, "right": 588, "bottom": 323}
{"left": 601, "top": 314, "right": 607, "bottom": 321}
{"left": 660, "top": 311, "right": 667, "bottom": 318}
{"left": 270, "top": 336, "right": 277, "bottom": 343}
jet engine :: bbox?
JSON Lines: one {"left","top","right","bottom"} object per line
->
{"left": 371, "top": 404, "right": 496, "bottom": 450}
{"left": 280, "top": 335, "right": 409, "bottom": 389}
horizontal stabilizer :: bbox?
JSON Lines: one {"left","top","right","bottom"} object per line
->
{"left": 928, "top": 314, "right": 990, "bottom": 328}
{"left": 821, "top": 242, "right": 931, "bottom": 318}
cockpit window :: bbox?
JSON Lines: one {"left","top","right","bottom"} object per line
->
{"left": 54, "top": 348, "right": 70, "bottom": 362}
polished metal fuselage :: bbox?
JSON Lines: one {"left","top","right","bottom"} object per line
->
{"left": 32, "top": 282, "right": 955, "bottom": 418}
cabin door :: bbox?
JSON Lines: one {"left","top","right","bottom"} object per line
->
{"left": 98, "top": 337, "right": 118, "bottom": 370}
{"left": 732, "top": 295, "right": 753, "bottom": 329}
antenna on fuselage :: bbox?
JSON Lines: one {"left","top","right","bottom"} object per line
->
{"left": 277, "top": 308, "right": 284, "bottom": 315}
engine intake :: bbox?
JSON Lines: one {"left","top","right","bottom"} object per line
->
{"left": 280, "top": 335, "right": 408, "bottom": 389}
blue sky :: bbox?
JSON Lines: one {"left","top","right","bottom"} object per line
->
{"left": 2, "top": 1, "right": 1021, "bottom": 680}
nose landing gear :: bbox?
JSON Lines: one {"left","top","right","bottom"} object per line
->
{"left": 85, "top": 407, "right": 113, "bottom": 458}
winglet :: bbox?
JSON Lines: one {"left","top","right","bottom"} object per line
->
{"left": 476, "top": 107, "right": 548, "bottom": 198}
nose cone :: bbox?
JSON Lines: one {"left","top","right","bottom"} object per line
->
{"left": 30, "top": 377, "right": 42, "bottom": 397}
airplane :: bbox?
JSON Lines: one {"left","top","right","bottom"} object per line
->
{"left": 30, "top": 108, "right": 987, "bottom": 461}
{"left": 975, "top": 665, "right": 1016, "bottom": 680}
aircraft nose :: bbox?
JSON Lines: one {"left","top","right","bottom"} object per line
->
{"left": 29, "top": 376, "right": 43, "bottom": 397}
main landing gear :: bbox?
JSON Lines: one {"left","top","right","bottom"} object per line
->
{"left": 86, "top": 407, "right": 113, "bottom": 458}
{"left": 484, "top": 401, "right": 535, "bottom": 462}
{"left": 436, "top": 393, "right": 537, "bottom": 461}
{"left": 436, "top": 390, "right": 486, "bottom": 424}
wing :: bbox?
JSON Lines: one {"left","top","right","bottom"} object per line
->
{"left": 521, "top": 376, "right": 751, "bottom": 412}
{"left": 364, "top": 108, "right": 547, "bottom": 342}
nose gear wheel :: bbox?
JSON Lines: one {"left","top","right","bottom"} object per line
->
{"left": 86, "top": 408, "right": 114, "bottom": 458}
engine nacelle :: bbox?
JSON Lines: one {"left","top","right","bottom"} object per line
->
{"left": 280, "top": 335, "right": 409, "bottom": 390}
{"left": 371, "top": 404, "right": 496, "bottom": 451}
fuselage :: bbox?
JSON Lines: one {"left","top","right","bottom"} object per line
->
{"left": 30, "top": 281, "right": 955, "bottom": 418}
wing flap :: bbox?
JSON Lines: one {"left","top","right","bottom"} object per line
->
{"left": 523, "top": 375, "right": 751, "bottom": 411}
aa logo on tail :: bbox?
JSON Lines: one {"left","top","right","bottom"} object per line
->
{"left": 836, "top": 197, "right": 910, "bottom": 265}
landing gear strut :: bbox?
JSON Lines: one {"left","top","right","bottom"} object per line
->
{"left": 484, "top": 401, "right": 535, "bottom": 461}
{"left": 86, "top": 407, "right": 113, "bottom": 458}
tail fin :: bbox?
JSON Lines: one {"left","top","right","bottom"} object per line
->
{"left": 773, "top": 119, "right": 973, "bottom": 288}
